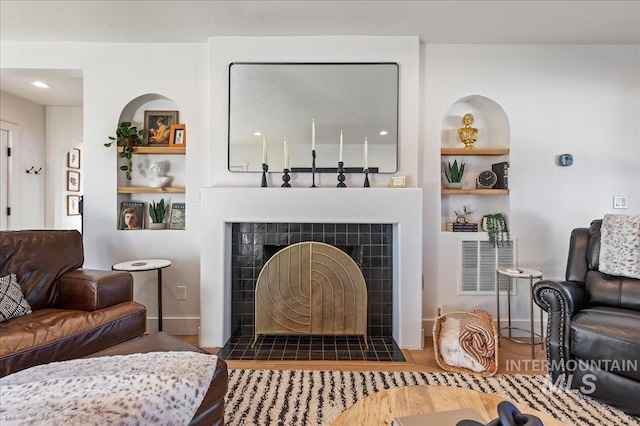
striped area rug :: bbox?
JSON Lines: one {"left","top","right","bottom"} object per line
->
{"left": 225, "top": 369, "right": 638, "bottom": 425}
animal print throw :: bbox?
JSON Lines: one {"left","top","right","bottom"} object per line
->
{"left": 0, "top": 351, "right": 218, "bottom": 425}
{"left": 599, "top": 214, "right": 640, "bottom": 279}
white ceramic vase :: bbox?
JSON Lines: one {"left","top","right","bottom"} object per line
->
{"left": 149, "top": 223, "right": 166, "bottom": 230}
{"left": 445, "top": 182, "right": 463, "bottom": 189}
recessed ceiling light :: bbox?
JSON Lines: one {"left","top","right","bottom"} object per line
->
{"left": 253, "top": 132, "right": 262, "bottom": 136}
{"left": 379, "top": 130, "right": 388, "bottom": 136}
{"left": 32, "top": 81, "right": 52, "bottom": 89}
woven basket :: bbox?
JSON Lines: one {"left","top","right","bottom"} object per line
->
{"left": 432, "top": 307, "right": 498, "bottom": 377}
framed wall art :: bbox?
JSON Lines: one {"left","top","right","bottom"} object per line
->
{"left": 67, "top": 195, "right": 80, "bottom": 216}
{"left": 144, "top": 110, "right": 179, "bottom": 145}
{"left": 67, "top": 171, "right": 80, "bottom": 192}
{"left": 67, "top": 148, "right": 81, "bottom": 169}
{"left": 169, "top": 124, "right": 186, "bottom": 147}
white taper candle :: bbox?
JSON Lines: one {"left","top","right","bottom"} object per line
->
{"left": 284, "top": 137, "right": 289, "bottom": 169}
{"left": 339, "top": 130, "right": 343, "bottom": 162}
{"left": 312, "top": 118, "right": 316, "bottom": 151}
{"left": 262, "top": 134, "right": 267, "bottom": 164}
{"left": 364, "top": 137, "right": 368, "bottom": 169}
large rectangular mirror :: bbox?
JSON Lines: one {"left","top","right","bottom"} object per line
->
{"left": 228, "top": 63, "right": 398, "bottom": 173}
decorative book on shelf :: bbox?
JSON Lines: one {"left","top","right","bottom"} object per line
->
{"left": 492, "top": 161, "right": 509, "bottom": 189}
{"left": 119, "top": 202, "right": 144, "bottom": 230}
{"left": 169, "top": 203, "right": 185, "bottom": 230}
{"left": 453, "top": 222, "right": 478, "bottom": 232}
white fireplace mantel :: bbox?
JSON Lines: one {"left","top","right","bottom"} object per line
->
{"left": 200, "top": 187, "right": 423, "bottom": 349}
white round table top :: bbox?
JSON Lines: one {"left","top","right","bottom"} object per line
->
{"left": 497, "top": 267, "right": 543, "bottom": 278}
{"left": 112, "top": 259, "right": 171, "bottom": 272}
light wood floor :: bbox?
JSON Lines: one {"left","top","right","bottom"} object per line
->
{"left": 174, "top": 336, "right": 547, "bottom": 375}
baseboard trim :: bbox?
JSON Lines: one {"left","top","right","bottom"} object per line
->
{"left": 146, "top": 317, "right": 200, "bottom": 335}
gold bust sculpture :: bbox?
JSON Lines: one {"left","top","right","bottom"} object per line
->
{"left": 458, "top": 113, "right": 478, "bottom": 149}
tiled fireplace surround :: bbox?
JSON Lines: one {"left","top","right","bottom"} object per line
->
{"left": 200, "top": 188, "right": 424, "bottom": 350}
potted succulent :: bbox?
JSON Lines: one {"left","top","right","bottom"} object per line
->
{"left": 482, "top": 213, "right": 510, "bottom": 247}
{"left": 104, "top": 121, "right": 147, "bottom": 180}
{"left": 444, "top": 159, "right": 465, "bottom": 189}
{"left": 148, "top": 199, "right": 166, "bottom": 230}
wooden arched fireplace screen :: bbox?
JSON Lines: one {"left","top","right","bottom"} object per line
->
{"left": 254, "top": 242, "right": 367, "bottom": 347}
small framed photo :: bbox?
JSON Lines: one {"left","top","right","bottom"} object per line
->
{"left": 67, "top": 195, "right": 80, "bottom": 216}
{"left": 169, "top": 203, "right": 185, "bottom": 230}
{"left": 169, "top": 124, "right": 186, "bottom": 147}
{"left": 67, "top": 148, "right": 81, "bottom": 169}
{"left": 390, "top": 176, "right": 406, "bottom": 188}
{"left": 67, "top": 171, "right": 80, "bottom": 192}
{"left": 144, "top": 110, "right": 179, "bottom": 145}
{"left": 119, "top": 202, "right": 144, "bottom": 230}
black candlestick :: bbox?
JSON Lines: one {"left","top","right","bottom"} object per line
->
{"left": 281, "top": 168, "right": 291, "bottom": 187}
{"left": 363, "top": 168, "right": 370, "bottom": 188}
{"left": 337, "top": 161, "right": 346, "bottom": 187}
{"left": 311, "top": 150, "right": 317, "bottom": 188}
{"left": 261, "top": 163, "right": 268, "bottom": 187}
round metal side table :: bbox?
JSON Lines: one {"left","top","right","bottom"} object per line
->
{"left": 112, "top": 259, "right": 171, "bottom": 331}
{"left": 495, "top": 267, "right": 544, "bottom": 359}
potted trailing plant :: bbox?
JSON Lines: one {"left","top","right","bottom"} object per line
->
{"left": 482, "top": 213, "right": 510, "bottom": 247}
{"left": 104, "top": 121, "right": 147, "bottom": 180}
{"left": 444, "top": 159, "right": 465, "bottom": 189}
{"left": 148, "top": 199, "right": 166, "bottom": 230}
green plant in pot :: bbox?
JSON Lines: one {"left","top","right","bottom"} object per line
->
{"left": 149, "top": 199, "right": 166, "bottom": 230}
{"left": 483, "top": 213, "right": 511, "bottom": 247}
{"left": 444, "top": 159, "right": 465, "bottom": 189}
{"left": 104, "top": 121, "right": 147, "bottom": 180}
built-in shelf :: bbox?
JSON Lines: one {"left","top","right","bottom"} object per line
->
{"left": 118, "top": 146, "right": 186, "bottom": 155}
{"left": 441, "top": 189, "right": 509, "bottom": 195}
{"left": 117, "top": 186, "right": 186, "bottom": 194}
{"left": 441, "top": 147, "right": 509, "bottom": 156}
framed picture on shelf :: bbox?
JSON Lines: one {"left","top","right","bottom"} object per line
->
{"left": 67, "top": 148, "right": 81, "bottom": 169}
{"left": 67, "top": 171, "right": 80, "bottom": 192}
{"left": 67, "top": 195, "right": 80, "bottom": 216}
{"left": 144, "top": 110, "right": 179, "bottom": 145}
{"left": 389, "top": 176, "right": 406, "bottom": 188}
{"left": 119, "top": 201, "right": 144, "bottom": 230}
{"left": 169, "top": 203, "right": 185, "bottom": 230}
{"left": 169, "top": 124, "right": 186, "bottom": 147}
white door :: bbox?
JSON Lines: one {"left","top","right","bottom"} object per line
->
{"left": 0, "top": 129, "right": 10, "bottom": 230}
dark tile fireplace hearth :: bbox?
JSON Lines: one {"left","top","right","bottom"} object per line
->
{"left": 220, "top": 222, "right": 404, "bottom": 362}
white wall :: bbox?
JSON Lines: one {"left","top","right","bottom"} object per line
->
{"left": 421, "top": 44, "right": 640, "bottom": 330}
{"left": 0, "top": 91, "right": 46, "bottom": 229}
{"left": 2, "top": 40, "right": 638, "bottom": 341}
{"left": 46, "top": 107, "right": 82, "bottom": 231}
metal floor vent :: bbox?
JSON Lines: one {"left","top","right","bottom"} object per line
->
{"left": 459, "top": 239, "right": 516, "bottom": 294}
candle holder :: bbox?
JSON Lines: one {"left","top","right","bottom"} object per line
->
{"left": 337, "top": 161, "right": 346, "bottom": 188}
{"left": 281, "top": 168, "right": 291, "bottom": 187}
{"left": 363, "top": 168, "right": 370, "bottom": 188}
{"left": 311, "top": 149, "right": 317, "bottom": 188}
{"left": 261, "top": 163, "right": 268, "bottom": 187}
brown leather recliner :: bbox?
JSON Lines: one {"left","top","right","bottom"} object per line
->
{"left": 533, "top": 219, "right": 640, "bottom": 415}
{"left": 0, "top": 230, "right": 147, "bottom": 377}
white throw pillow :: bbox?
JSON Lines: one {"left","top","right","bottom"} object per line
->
{"left": 0, "top": 274, "right": 32, "bottom": 322}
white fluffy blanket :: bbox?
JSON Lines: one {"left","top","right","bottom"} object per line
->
{"left": 438, "top": 316, "right": 486, "bottom": 372}
{"left": 0, "top": 351, "right": 219, "bottom": 426}
{"left": 600, "top": 214, "right": 640, "bottom": 279}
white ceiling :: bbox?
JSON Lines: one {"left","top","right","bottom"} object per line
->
{"left": 1, "top": 1, "right": 638, "bottom": 106}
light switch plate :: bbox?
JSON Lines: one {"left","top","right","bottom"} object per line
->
{"left": 613, "top": 195, "right": 628, "bottom": 209}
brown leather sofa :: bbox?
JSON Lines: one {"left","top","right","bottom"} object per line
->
{"left": 0, "top": 230, "right": 147, "bottom": 377}
{"left": 533, "top": 219, "right": 640, "bottom": 416}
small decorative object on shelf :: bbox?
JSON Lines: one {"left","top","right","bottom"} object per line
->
{"left": 363, "top": 168, "right": 370, "bottom": 188}
{"left": 281, "top": 169, "right": 291, "bottom": 187}
{"left": 444, "top": 159, "right": 465, "bottom": 189}
{"left": 105, "top": 121, "right": 147, "bottom": 180}
{"left": 144, "top": 111, "right": 178, "bottom": 146}
{"left": 261, "top": 163, "right": 268, "bottom": 188}
{"left": 390, "top": 176, "right": 406, "bottom": 188}
{"left": 457, "top": 113, "right": 478, "bottom": 149}
{"left": 148, "top": 199, "right": 166, "bottom": 230}
{"left": 454, "top": 205, "right": 473, "bottom": 223}
{"left": 492, "top": 161, "right": 509, "bottom": 189}
{"left": 476, "top": 170, "right": 497, "bottom": 189}
{"left": 169, "top": 203, "right": 185, "bottom": 230}
{"left": 559, "top": 153, "right": 573, "bottom": 167}
{"left": 482, "top": 213, "right": 510, "bottom": 247}
{"left": 148, "top": 161, "right": 169, "bottom": 188}
{"left": 453, "top": 222, "right": 478, "bottom": 232}
{"left": 337, "top": 161, "right": 346, "bottom": 187}
{"left": 311, "top": 150, "right": 317, "bottom": 188}
{"left": 169, "top": 124, "right": 186, "bottom": 147}
{"left": 119, "top": 202, "right": 144, "bottom": 230}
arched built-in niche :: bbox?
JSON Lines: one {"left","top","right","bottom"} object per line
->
{"left": 440, "top": 95, "right": 511, "bottom": 231}
{"left": 114, "top": 93, "right": 185, "bottom": 230}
